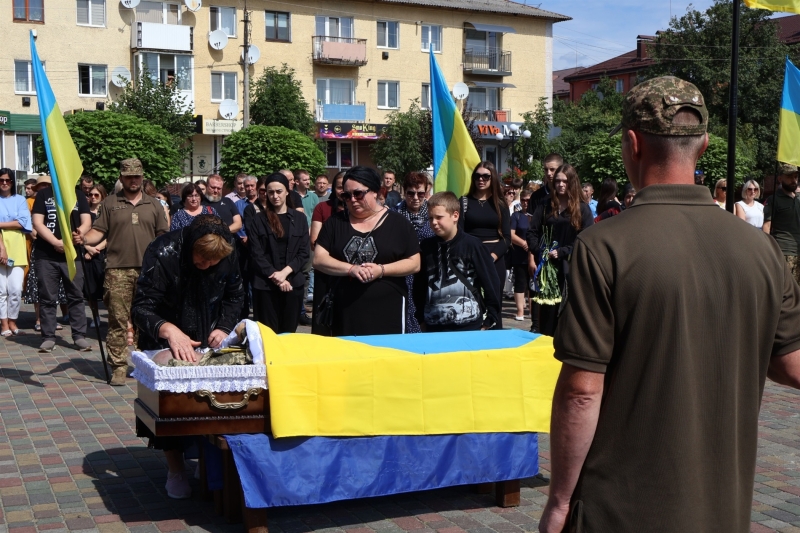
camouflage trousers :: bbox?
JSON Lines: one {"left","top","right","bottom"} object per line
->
{"left": 103, "top": 268, "right": 140, "bottom": 369}
{"left": 786, "top": 256, "right": 800, "bottom": 287}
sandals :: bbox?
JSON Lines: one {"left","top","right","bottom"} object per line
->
{"left": 56, "top": 323, "right": 63, "bottom": 330}
{"left": 0, "top": 330, "right": 11, "bottom": 337}
{"left": 11, "top": 329, "right": 20, "bottom": 335}
{"left": 34, "top": 323, "right": 41, "bottom": 332}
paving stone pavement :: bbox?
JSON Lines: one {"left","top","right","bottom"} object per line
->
{"left": 0, "top": 302, "right": 799, "bottom": 533}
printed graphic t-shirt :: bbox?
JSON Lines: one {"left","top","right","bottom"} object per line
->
{"left": 32, "top": 187, "right": 91, "bottom": 262}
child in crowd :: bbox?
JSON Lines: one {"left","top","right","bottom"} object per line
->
{"left": 413, "top": 192, "right": 501, "bottom": 332}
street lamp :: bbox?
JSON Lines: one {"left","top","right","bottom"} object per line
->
{"left": 495, "top": 125, "right": 531, "bottom": 175}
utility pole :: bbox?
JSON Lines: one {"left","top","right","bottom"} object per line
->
{"left": 242, "top": 0, "right": 250, "bottom": 128}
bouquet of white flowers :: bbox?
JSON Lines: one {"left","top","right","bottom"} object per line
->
{"left": 531, "top": 226, "right": 562, "bottom": 306}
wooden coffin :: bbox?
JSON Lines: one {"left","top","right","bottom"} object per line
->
{"left": 135, "top": 382, "right": 271, "bottom": 436}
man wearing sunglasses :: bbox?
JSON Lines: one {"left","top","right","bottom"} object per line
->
{"left": 764, "top": 163, "right": 800, "bottom": 285}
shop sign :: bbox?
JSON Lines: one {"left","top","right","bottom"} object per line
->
{"left": 203, "top": 119, "right": 243, "bottom": 135}
{"left": 474, "top": 121, "right": 524, "bottom": 139}
{"left": 319, "top": 123, "right": 388, "bottom": 140}
{"left": 0, "top": 111, "right": 10, "bottom": 129}
{"left": 190, "top": 115, "right": 203, "bottom": 134}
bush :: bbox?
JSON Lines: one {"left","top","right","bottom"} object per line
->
{"left": 219, "top": 125, "right": 326, "bottom": 180}
{"left": 250, "top": 64, "right": 316, "bottom": 136}
{"left": 578, "top": 132, "right": 627, "bottom": 186}
{"left": 34, "top": 111, "right": 183, "bottom": 189}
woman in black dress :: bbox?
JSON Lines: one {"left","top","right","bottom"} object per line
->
{"left": 459, "top": 161, "right": 511, "bottom": 294}
{"left": 313, "top": 166, "right": 420, "bottom": 336}
{"left": 248, "top": 173, "right": 310, "bottom": 333}
{"left": 526, "top": 163, "right": 594, "bottom": 336}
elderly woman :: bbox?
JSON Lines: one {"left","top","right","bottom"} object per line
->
{"left": 132, "top": 215, "right": 243, "bottom": 499}
{"left": 735, "top": 180, "right": 763, "bottom": 228}
{"left": 313, "top": 166, "right": 420, "bottom": 336}
{"left": 0, "top": 168, "right": 32, "bottom": 336}
{"left": 170, "top": 183, "right": 218, "bottom": 231}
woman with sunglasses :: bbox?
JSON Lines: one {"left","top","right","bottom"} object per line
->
{"left": 735, "top": 180, "right": 764, "bottom": 228}
{"left": 459, "top": 162, "right": 510, "bottom": 295}
{"left": 314, "top": 166, "right": 421, "bottom": 336}
{"left": 527, "top": 163, "right": 593, "bottom": 336}
{"left": 0, "top": 169, "right": 32, "bottom": 336}
{"left": 714, "top": 179, "right": 727, "bottom": 209}
{"left": 83, "top": 185, "right": 108, "bottom": 303}
{"left": 248, "top": 173, "right": 310, "bottom": 333}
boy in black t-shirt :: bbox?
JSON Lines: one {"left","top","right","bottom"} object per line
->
{"left": 413, "top": 192, "right": 501, "bottom": 332}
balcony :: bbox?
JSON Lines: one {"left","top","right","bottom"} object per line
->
{"left": 316, "top": 102, "right": 367, "bottom": 122}
{"left": 312, "top": 36, "right": 368, "bottom": 67}
{"left": 463, "top": 49, "right": 512, "bottom": 76}
{"left": 465, "top": 109, "right": 511, "bottom": 122}
{"left": 132, "top": 22, "right": 193, "bottom": 52}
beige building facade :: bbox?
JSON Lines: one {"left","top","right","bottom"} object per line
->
{"left": 1, "top": 0, "right": 567, "bottom": 180}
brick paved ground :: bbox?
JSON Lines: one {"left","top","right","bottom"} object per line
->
{"left": 1, "top": 301, "right": 799, "bottom": 533}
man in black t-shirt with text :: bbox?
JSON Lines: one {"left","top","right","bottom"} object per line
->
{"left": 203, "top": 174, "right": 242, "bottom": 235}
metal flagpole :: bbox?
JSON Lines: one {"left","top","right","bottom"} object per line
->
{"left": 725, "top": 0, "right": 742, "bottom": 213}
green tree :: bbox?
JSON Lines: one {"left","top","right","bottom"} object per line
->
{"left": 513, "top": 98, "right": 553, "bottom": 184}
{"left": 578, "top": 132, "right": 627, "bottom": 186}
{"left": 646, "top": 0, "right": 794, "bottom": 173}
{"left": 219, "top": 125, "right": 326, "bottom": 180}
{"left": 250, "top": 64, "right": 315, "bottom": 135}
{"left": 370, "top": 99, "right": 432, "bottom": 181}
{"left": 697, "top": 131, "right": 757, "bottom": 186}
{"left": 34, "top": 111, "right": 183, "bottom": 189}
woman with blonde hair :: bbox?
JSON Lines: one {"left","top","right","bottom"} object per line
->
{"left": 734, "top": 180, "right": 764, "bottom": 228}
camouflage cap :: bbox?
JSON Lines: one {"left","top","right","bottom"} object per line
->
{"left": 610, "top": 76, "right": 708, "bottom": 137}
{"left": 119, "top": 158, "right": 144, "bottom": 176}
{"left": 779, "top": 162, "right": 799, "bottom": 175}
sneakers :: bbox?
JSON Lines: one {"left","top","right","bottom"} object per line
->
{"left": 166, "top": 471, "right": 191, "bottom": 499}
{"left": 74, "top": 338, "right": 92, "bottom": 351}
{"left": 39, "top": 340, "right": 56, "bottom": 352}
{"left": 109, "top": 366, "right": 128, "bottom": 386}
{"left": 514, "top": 316, "right": 525, "bottom": 321}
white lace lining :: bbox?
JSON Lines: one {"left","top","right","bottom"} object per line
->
{"left": 131, "top": 320, "right": 268, "bottom": 393}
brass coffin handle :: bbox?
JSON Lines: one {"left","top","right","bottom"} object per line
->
{"left": 195, "top": 388, "right": 260, "bottom": 410}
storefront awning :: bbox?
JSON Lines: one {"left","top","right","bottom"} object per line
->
{"left": 467, "top": 82, "right": 517, "bottom": 89}
{"left": 465, "top": 22, "right": 517, "bottom": 34}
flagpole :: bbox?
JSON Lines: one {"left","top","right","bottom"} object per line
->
{"left": 725, "top": 0, "right": 742, "bottom": 213}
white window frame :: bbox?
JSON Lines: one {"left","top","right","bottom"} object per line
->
{"left": 265, "top": 10, "right": 291, "bottom": 42}
{"left": 377, "top": 80, "right": 400, "bottom": 109}
{"left": 210, "top": 5, "right": 236, "bottom": 37}
{"left": 421, "top": 24, "right": 442, "bottom": 53}
{"left": 376, "top": 20, "right": 399, "bottom": 49}
{"left": 138, "top": 53, "right": 193, "bottom": 90}
{"left": 135, "top": 1, "right": 181, "bottom": 24}
{"left": 316, "top": 15, "right": 353, "bottom": 38}
{"left": 14, "top": 61, "right": 37, "bottom": 95}
{"left": 76, "top": 0, "right": 105, "bottom": 27}
{"left": 211, "top": 71, "right": 237, "bottom": 102}
{"left": 317, "top": 78, "right": 355, "bottom": 105}
{"left": 325, "top": 140, "right": 356, "bottom": 169}
{"left": 15, "top": 134, "right": 36, "bottom": 174}
{"left": 78, "top": 64, "right": 107, "bottom": 97}
{"left": 421, "top": 83, "right": 430, "bottom": 109}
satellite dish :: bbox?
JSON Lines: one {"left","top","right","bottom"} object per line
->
{"left": 184, "top": 0, "right": 201, "bottom": 11}
{"left": 208, "top": 29, "right": 228, "bottom": 50}
{"left": 120, "top": 0, "right": 139, "bottom": 8}
{"left": 111, "top": 66, "right": 132, "bottom": 87}
{"left": 219, "top": 99, "right": 239, "bottom": 120}
{"left": 241, "top": 45, "right": 260, "bottom": 65}
{"left": 452, "top": 82, "right": 469, "bottom": 100}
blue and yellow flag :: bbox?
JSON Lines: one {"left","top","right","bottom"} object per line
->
{"left": 744, "top": 0, "right": 800, "bottom": 12}
{"left": 430, "top": 48, "right": 481, "bottom": 197}
{"left": 30, "top": 31, "right": 83, "bottom": 280}
{"left": 778, "top": 58, "right": 800, "bottom": 167}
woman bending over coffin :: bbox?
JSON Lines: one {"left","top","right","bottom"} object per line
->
{"left": 131, "top": 214, "right": 244, "bottom": 499}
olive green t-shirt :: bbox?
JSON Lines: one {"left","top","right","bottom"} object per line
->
{"left": 554, "top": 184, "right": 800, "bottom": 533}
{"left": 763, "top": 188, "right": 800, "bottom": 256}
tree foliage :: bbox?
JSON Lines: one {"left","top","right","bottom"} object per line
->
{"left": 34, "top": 111, "right": 183, "bottom": 189}
{"left": 250, "top": 64, "right": 316, "bottom": 135}
{"left": 513, "top": 98, "right": 554, "bottom": 184}
{"left": 578, "top": 132, "right": 628, "bottom": 185}
{"left": 697, "top": 130, "right": 757, "bottom": 186}
{"left": 219, "top": 125, "right": 326, "bottom": 180}
{"left": 646, "top": 0, "right": 794, "bottom": 173}
{"left": 370, "top": 99, "right": 432, "bottom": 182}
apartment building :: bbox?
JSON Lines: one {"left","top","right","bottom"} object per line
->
{"left": 2, "top": 0, "right": 568, "bottom": 179}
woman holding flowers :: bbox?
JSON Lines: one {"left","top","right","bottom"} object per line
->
{"left": 526, "top": 163, "right": 593, "bottom": 336}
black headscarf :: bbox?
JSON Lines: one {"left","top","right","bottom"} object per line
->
{"left": 343, "top": 166, "right": 381, "bottom": 192}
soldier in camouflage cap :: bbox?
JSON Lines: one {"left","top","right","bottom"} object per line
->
{"left": 119, "top": 158, "right": 144, "bottom": 176}
{"left": 778, "top": 162, "right": 798, "bottom": 175}
{"left": 764, "top": 160, "right": 800, "bottom": 284}
{"left": 610, "top": 76, "right": 708, "bottom": 137}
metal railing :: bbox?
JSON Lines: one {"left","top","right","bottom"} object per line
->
{"left": 312, "top": 36, "right": 368, "bottom": 66}
{"left": 463, "top": 48, "right": 511, "bottom": 74}
{"left": 465, "top": 109, "right": 511, "bottom": 122}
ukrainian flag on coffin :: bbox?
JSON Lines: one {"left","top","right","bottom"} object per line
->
{"left": 260, "top": 325, "right": 562, "bottom": 438}
{"left": 778, "top": 58, "right": 800, "bottom": 167}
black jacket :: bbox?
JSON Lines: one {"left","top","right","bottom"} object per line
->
{"left": 248, "top": 208, "right": 310, "bottom": 291}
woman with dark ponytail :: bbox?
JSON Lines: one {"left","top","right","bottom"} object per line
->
{"left": 248, "top": 173, "right": 310, "bottom": 333}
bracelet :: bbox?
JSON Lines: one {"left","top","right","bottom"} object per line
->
{"left": 380, "top": 264, "right": 385, "bottom": 278}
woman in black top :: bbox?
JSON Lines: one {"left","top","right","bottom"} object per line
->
{"left": 314, "top": 166, "right": 421, "bottom": 336}
{"left": 459, "top": 161, "right": 511, "bottom": 294}
{"left": 248, "top": 173, "right": 310, "bottom": 333}
{"left": 526, "top": 163, "right": 594, "bottom": 336}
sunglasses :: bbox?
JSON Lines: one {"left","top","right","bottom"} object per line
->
{"left": 89, "top": 193, "right": 102, "bottom": 198}
{"left": 341, "top": 189, "right": 368, "bottom": 201}
{"left": 473, "top": 173, "right": 492, "bottom": 181}
{"left": 505, "top": 191, "right": 515, "bottom": 196}
{"left": 0, "top": 179, "right": 11, "bottom": 184}
{"left": 718, "top": 187, "right": 727, "bottom": 191}
{"left": 746, "top": 187, "right": 758, "bottom": 192}
{"left": 406, "top": 191, "right": 426, "bottom": 198}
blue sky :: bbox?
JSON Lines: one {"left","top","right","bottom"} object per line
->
{"left": 539, "top": 0, "right": 718, "bottom": 71}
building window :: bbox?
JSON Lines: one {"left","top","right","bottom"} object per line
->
{"left": 140, "top": 53, "right": 192, "bottom": 90}
{"left": 210, "top": 6, "right": 235, "bottom": 36}
{"left": 265, "top": 11, "right": 290, "bottom": 41}
{"left": 421, "top": 83, "right": 430, "bottom": 109}
{"left": 16, "top": 135, "right": 37, "bottom": 174}
{"left": 211, "top": 72, "right": 237, "bottom": 101}
{"left": 77, "top": 0, "right": 104, "bottom": 26}
{"left": 315, "top": 16, "right": 353, "bottom": 38}
{"left": 78, "top": 64, "right": 107, "bottom": 96}
{"left": 317, "top": 78, "right": 354, "bottom": 105}
{"left": 615, "top": 79, "right": 624, "bottom": 93}
{"left": 377, "top": 21, "right": 398, "bottom": 48}
{"left": 135, "top": 1, "right": 179, "bottom": 24}
{"left": 421, "top": 24, "right": 442, "bottom": 52}
{"left": 14, "top": 61, "right": 36, "bottom": 94}
{"left": 326, "top": 141, "right": 354, "bottom": 169}
{"left": 13, "top": 0, "right": 43, "bottom": 22}
{"left": 378, "top": 81, "right": 399, "bottom": 109}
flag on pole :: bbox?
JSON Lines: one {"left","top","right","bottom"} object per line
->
{"left": 430, "top": 47, "right": 481, "bottom": 196}
{"left": 744, "top": 0, "right": 800, "bottom": 13}
{"left": 778, "top": 58, "right": 800, "bottom": 167}
{"left": 30, "top": 31, "right": 83, "bottom": 280}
